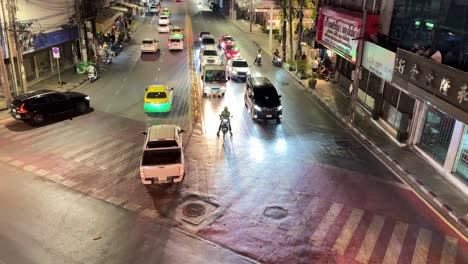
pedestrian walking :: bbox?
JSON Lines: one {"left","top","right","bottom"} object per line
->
{"left": 311, "top": 57, "right": 319, "bottom": 74}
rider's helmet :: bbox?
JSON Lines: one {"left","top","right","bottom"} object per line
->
{"left": 224, "top": 106, "right": 228, "bottom": 111}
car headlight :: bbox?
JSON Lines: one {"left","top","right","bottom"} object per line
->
{"left": 254, "top": 105, "right": 262, "bottom": 111}
{"left": 246, "top": 69, "right": 251, "bottom": 75}
{"left": 231, "top": 70, "right": 238, "bottom": 74}
{"left": 204, "top": 86, "right": 210, "bottom": 90}
{"left": 85, "top": 96, "right": 90, "bottom": 101}
{"left": 221, "top": 43, "right": 225, "bottom": 48}
{"left": 277, "top": 105, "right": 282, "bottom": 111}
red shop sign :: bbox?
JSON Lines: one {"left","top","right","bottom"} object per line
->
{"left": 316, "top": 6, "right": 379, "bottom": 64}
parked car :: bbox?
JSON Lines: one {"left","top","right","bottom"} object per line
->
{"left": 139, "top": 125, "right": 186, "bottom": 185}
{"left": 226, "top": 58, "right": 250, "bottom": 82}
{"left": 9, "top": 90, "right": 90, "bottom": 126}
{"left": 144, "top": 85, "right": 174, "bottom": 113}
{"left": 140, "top": 39, "right": 160, "bottom": 53}
{"left": 244, "top": 77, "right": 282, "bottom": 123}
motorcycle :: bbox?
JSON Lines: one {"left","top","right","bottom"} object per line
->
{"left": 254, "top": 54, "right": 262, "bottom": 66}
{"left": 218, "top": 116, "right": 232, "bottom": 140}
{"left": 87, "top": 65, "right": 98, "bottom": 83}
{"left": 272, "top": 55, "right": 282, "bottom": 67}
{"left": 102, "top": 53, "right": 113, "bottom": 64}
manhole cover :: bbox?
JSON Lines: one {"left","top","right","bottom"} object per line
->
{"left": 263, "top": 206, "right": 288, "bottom": 219}
{"left": 182, "top": 203, "right": 206, "bottom": 217}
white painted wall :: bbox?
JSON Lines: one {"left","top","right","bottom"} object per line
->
{"left": 16, "top": 0, "right": 75, "bottom": 34}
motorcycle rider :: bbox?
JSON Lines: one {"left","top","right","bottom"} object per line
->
{"left": 273, "top": 49, "right": 280, "bottom": 59}
{"left": 253, "top": 48, "right": 262, "bottom": 65}
{"left": 217, "top": 106, "right": 232, "bottom": 136}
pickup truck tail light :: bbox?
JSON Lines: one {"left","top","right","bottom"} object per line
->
{"left": 140, "top": 168, "right": 145, "bottom": 178}
{"left": 179, "top": 164, "right": 184, "bottom": 176}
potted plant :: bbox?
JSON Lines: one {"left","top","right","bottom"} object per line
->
{"left": 308, "top": 73, "right": 318, "bottom": 89}
{"left": 296, "top": 60, "right": 308, "bottom": 79}
{"left": 286, "top": 59, "right": 296, "bottom": 71}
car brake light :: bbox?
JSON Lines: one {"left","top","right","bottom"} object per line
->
{"left": 19, "top": 103, "right": 27, "bottom": 113}
{"left": 179, "top": 164, "right": 184, "bottom": 176}
{"left": 140, "top": 168, "right": 145, "bottom": 178}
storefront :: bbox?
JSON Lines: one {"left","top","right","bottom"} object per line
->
{"left": 21, "top": 27, "right": 79, "bottom": 85}
{"left": 392, "top": 48, "right": 468, "bottom": 189}
{"left": 361, "top": 41, "right": 416, "bottom": 143}
{"left": 116, "top": 1, "right": 139, "bottom": 16}
{"left": 315, "top": 6, "right": 380, "bottom": 96}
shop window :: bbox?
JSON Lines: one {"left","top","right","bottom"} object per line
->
{"left": 418, "top": 105, "right": 455, "bottom": 164}
{"left": 453, "top": 126, "right": 468, "bottom": 183}
{"left": 381, "top": 101, "right": 402, "bottom": 130}
{"left": 36, "top": 49, "right": 51, "bottom": 78}
{"left": 23, "top": 54, "right": 36, "bottom": 82}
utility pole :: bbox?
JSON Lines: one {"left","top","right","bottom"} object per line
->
{"left": 8, "top": 0, "right": 27, "bottom": 93}
{"left": 281, "top": 0, "right": 287, "bottom": 62}
{"left": 350, "top": 8, "right": 367, "bottom": 123}
{"left": 75, "top": 0, "right": 87, "bottom": 62}
{"left": 268, "top": 2, "right": 273, "bottom": 52}
{"left": 249, "top": 0, "right": 253, "bottom": 32}
{"left": 295, "top": 0, "right": 304, "bottom": 59}
{"left": 0, "top": 39, "right": 12, "bottom": 106}
{"left": 1, "top": 0, "right": 18, "bottom": 96}
{"left": 288, "top": 0, "right": 293, "bottom": 61}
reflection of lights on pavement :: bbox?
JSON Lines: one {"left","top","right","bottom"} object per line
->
{"left": 249, "top": 137, "right": 264, "bottom": 161}
{"left": 274, "top": 138, "right": 287, "bottom": 153}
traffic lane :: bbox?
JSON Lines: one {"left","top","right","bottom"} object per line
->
{"left": 0, "top": 163, "right": 253, "bottom": 264}
{"left": 77, "top": 3, "right": 191, "bottom": 127}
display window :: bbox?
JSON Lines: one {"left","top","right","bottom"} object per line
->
{"left": 418, "top": 104, "right": 455, "bottom": 164}
{"left": 453, "top": 126, "right": 468, "bottom": 182}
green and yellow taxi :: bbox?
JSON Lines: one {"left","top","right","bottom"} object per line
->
{"left": 144, "top": 85, "right": 174, "bottom": 113}
{"left": 161, "top": 8, "right": 171, "bottom": 17}
{"left": 170, "top": 26, "right": 184, "bottom": 39}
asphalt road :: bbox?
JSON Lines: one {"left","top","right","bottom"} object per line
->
{"left": 0, "top": 0, "right": 466, "bottom": 263}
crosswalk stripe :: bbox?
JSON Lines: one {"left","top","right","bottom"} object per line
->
{"left": 63, "top": 136, "right": 113, "bottom": 159}
{"left": 411, "top": 228, "right": 432, "bottom": 264}
{"left": 355, "top": 215, "right": 385, "bottom": 263}
{"left": 286, "top": 196, "right": 322, "bottom": 239}
{"left": 31, "top": 127, "right": 79, "bottom": 149}
{"left": 332, "top": 208, "right": 365, "bottom": 255}
{"left": 382, "top": 221, "right": 409, "bottom": 264}
{"left": 73, "top": 139, "right": 124, "bottom": 162}
{"left": 440, "top": 236, "right": 458, "bottom": 264}
{"left": 309, "top": 202, "right": 344, "bottom": 247}
{"left": 85, "top": 141, "right": 135, "bottom": 166}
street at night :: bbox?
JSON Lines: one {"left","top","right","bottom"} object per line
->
{"left": 0, "top": 0, "right": 467, "bottom": 263}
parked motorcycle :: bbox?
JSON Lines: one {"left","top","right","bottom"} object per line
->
{"left": 87, "top": 64, "right": 98, "bottom": 83}
{"left": 254, "top": 54, "right": 262, "bottom": 66}
{"left": 272, "top": 56, "right": 282, "bottom": 67}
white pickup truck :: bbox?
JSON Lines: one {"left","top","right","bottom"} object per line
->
{"left": 139, "top": 125, "right": 186, "bottom": 184}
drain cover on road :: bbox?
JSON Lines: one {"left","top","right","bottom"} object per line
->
{"left": 182, "top": 203, "right": 206, "bottom": 217}
{"left": 263, "top": 206, "right": 288, "bottom": 219}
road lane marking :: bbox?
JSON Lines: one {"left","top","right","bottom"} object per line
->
{"left": 440, "top": 236, "right": 458, "bottom": 264}
{"left": 286, "top": 196, "right": 322, "bottom": 239}
{"left": 332, "top": 208, "right": 365, "bottom": 255}
{"left": 355, "top": 214, "right": 385, "bottom": 263}
{"left": 411, "top": 228, "right": 432, "bottom": 264}
{"left": 382, "top": 221, "right": 409, "bottom": 264}
{"left": 309, "top": 202, "right": 344, "bottom": 247}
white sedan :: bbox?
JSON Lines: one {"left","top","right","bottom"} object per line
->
{"left": 140, "top": 39, "right": 160, "bottom": 53}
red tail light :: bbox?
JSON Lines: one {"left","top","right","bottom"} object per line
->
{"left": 179, "top": 164, "right": 184, "bottom": 176}
{"left": 140, "top": 168, "right": 145, "bottom": 178}
{"left": 19, "top": 103, "right": 27, "bottom": 113}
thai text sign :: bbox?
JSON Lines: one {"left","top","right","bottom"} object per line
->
{"left": 362, "top": 42, "right": 395, "bottom": 82}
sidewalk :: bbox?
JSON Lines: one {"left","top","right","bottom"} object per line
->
{"left": 0, "top": 16, "right": 146, "bottom": 112}
{"left": 231, "top": 19, "right": 468, "bottom": 237}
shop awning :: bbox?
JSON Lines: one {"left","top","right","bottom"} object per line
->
{"left": 110, "top": 6, "right": 129, "bottom": 13}
{"left": 117, "top": 1, "right": 139, "bottom": 9}
{"left": 95, "top": 9, "right": 124, "bottom": 34}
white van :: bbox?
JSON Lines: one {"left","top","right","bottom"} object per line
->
{"left": 168, "top": 37, "right": 183, "bottom": 51}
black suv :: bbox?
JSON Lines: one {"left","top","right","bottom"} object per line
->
{"left": 10, "top": 90, "right": 90, "bottom": 125}
{"left": 244, "top": 77, "right": 282, "bottom": 123}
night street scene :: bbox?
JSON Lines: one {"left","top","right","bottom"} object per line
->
{"left": 0, "top": 0, "right": 467, "bottom": 263}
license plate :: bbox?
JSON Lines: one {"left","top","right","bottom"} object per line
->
{"left": 266, "top": 114, "right": 272, "bottom": 118}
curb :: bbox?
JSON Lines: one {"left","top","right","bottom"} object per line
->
{"left": 282, "top": 67, "right": 468, "bottom": 239}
